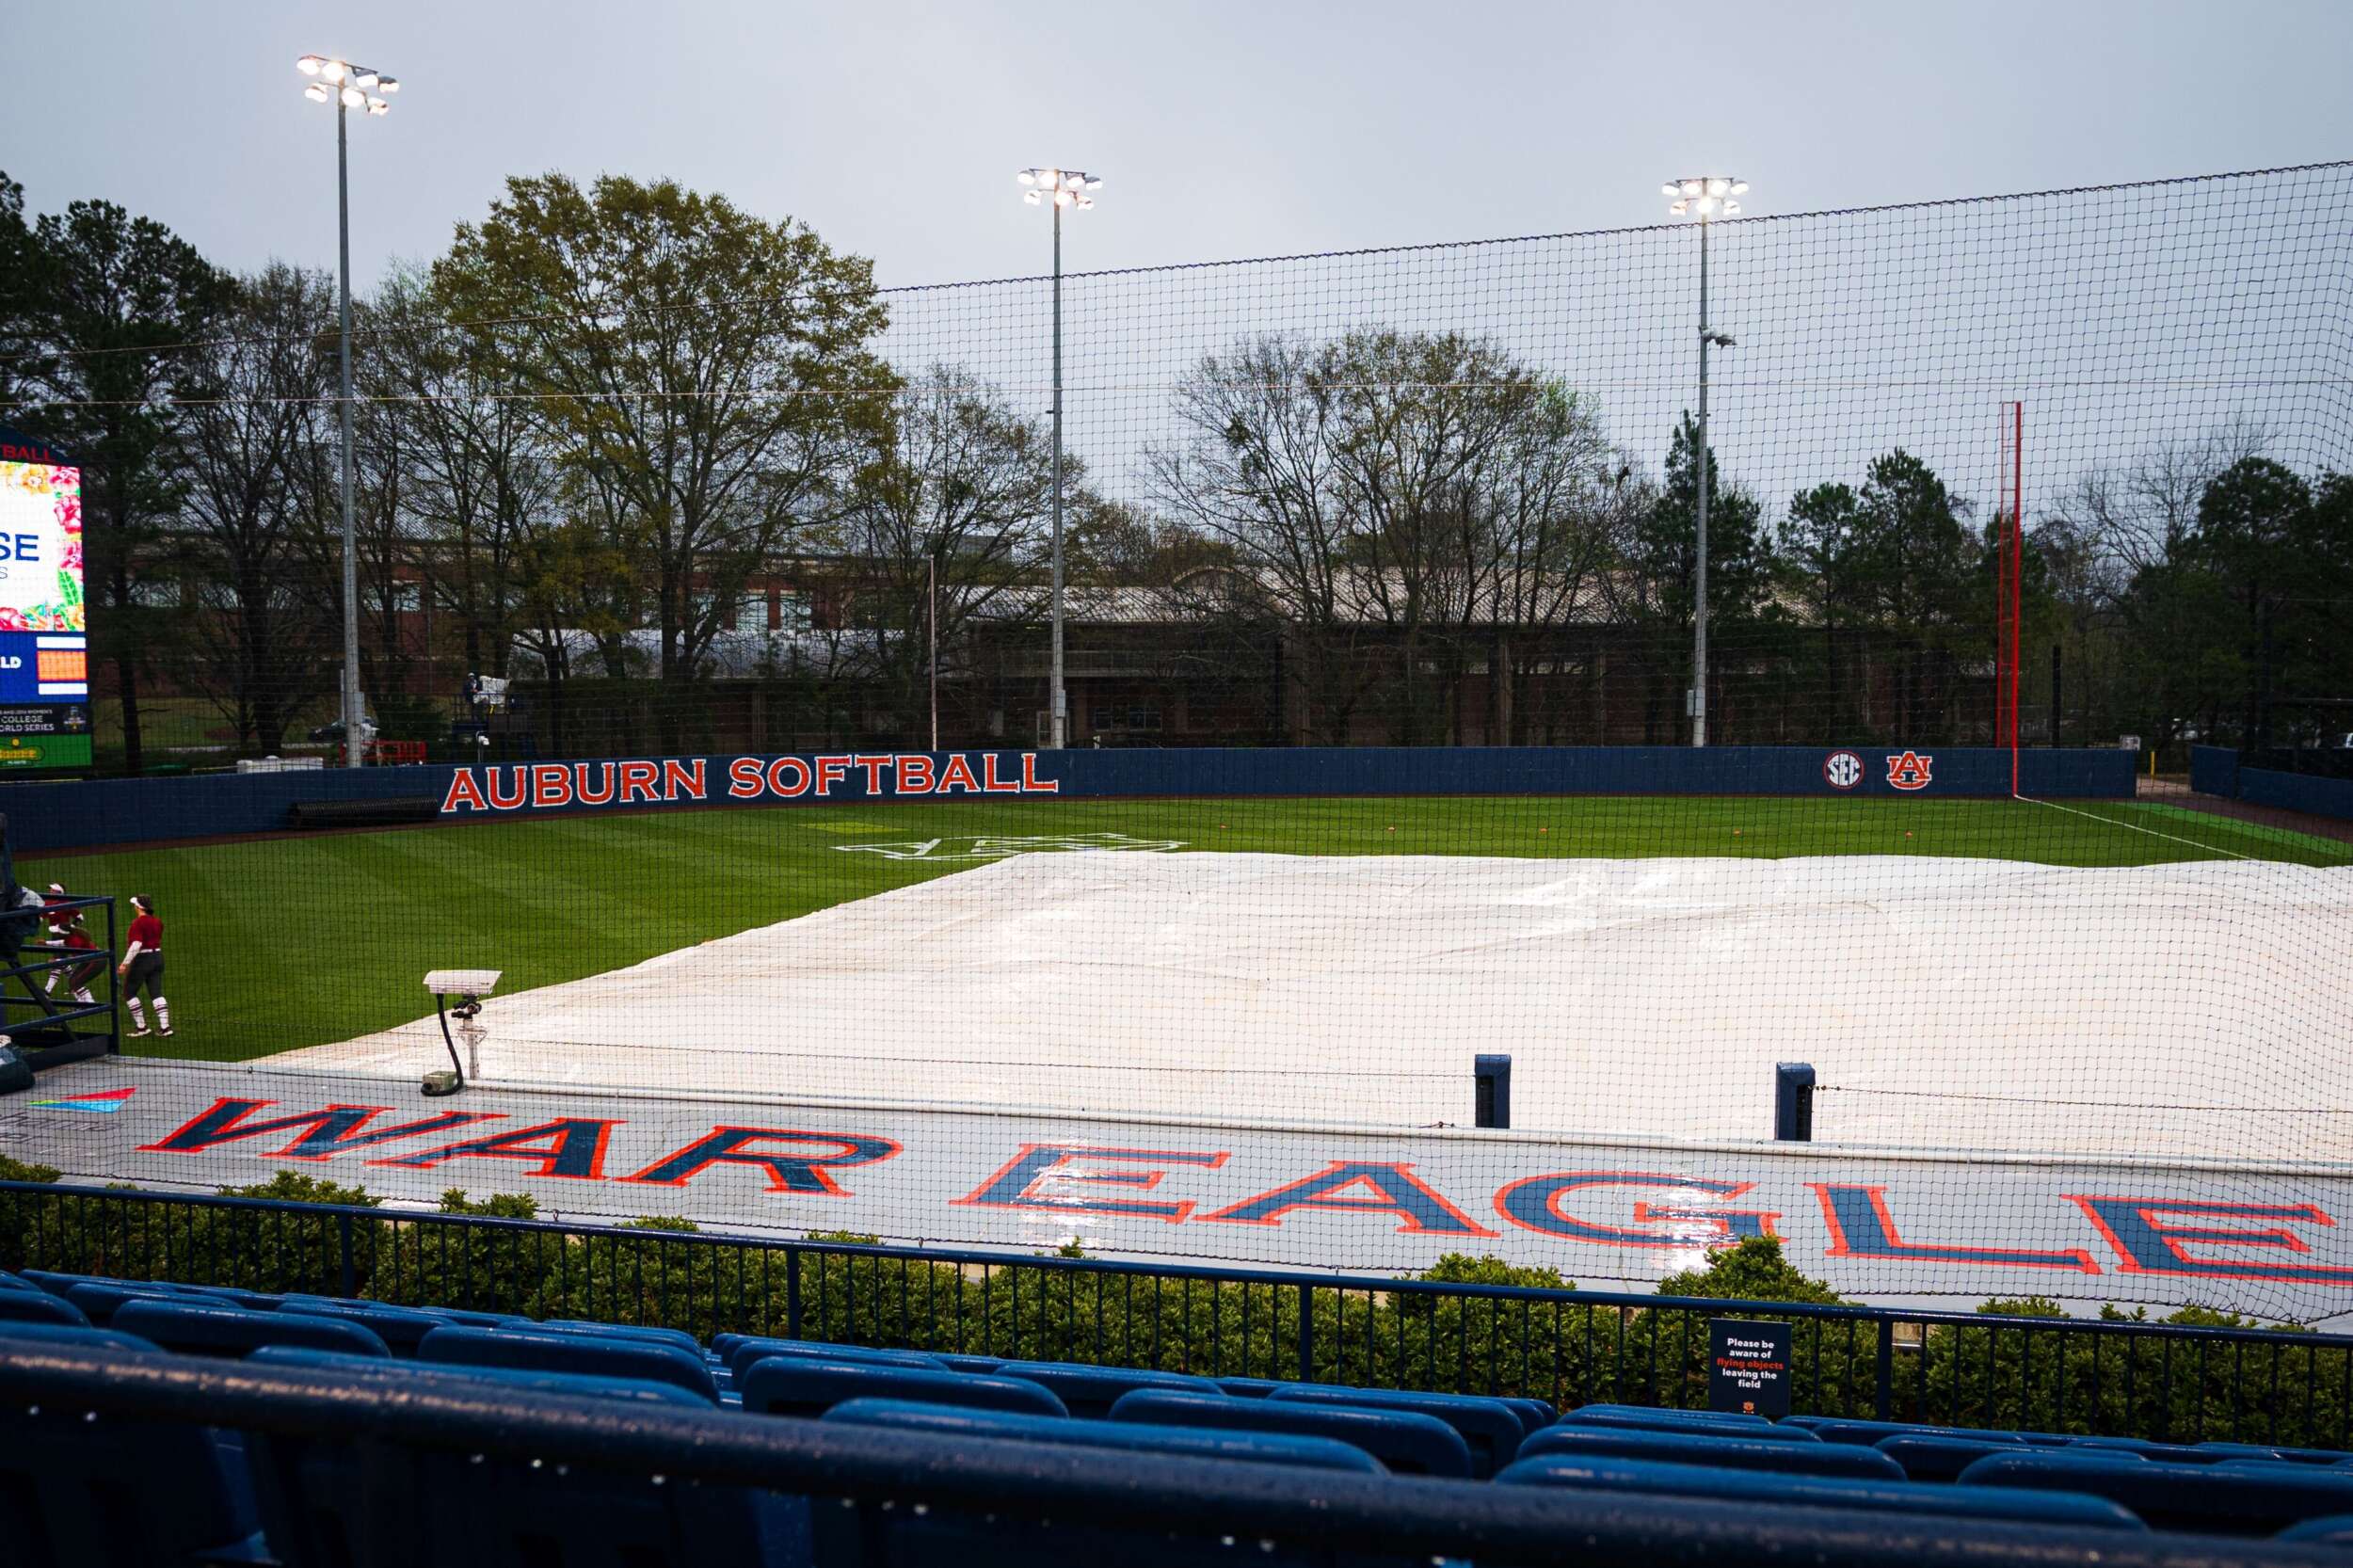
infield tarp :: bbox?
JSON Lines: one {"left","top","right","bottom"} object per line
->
{"left": 271, "top": 851, "right": 2353, "bottom": 1169}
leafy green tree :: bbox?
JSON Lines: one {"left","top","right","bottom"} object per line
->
{"left": 434, "top": 173, "right": 896, "bottom": 747}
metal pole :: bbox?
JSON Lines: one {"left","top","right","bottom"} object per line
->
{"left": 1691, "top": 214, "right": 1710, "bottom": 749}
{"left": 928, "top": 550, "right": 939, "bottom": 753}
{"left": 336, "top": 101, "right": 363, "bottom": 771}
{"left": 1048, "top": 200, "right": 1067, "bottom": 750}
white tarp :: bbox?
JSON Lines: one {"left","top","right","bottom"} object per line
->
{"left": 273, "top": 852, "right": 2353, "bottom": 1167}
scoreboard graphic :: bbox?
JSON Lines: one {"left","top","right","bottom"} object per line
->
{"left": 0, "top": 426, "right": 88, "bottom": 770}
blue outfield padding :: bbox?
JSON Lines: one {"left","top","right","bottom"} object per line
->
{"left": 110, "top": 1301, "right": 390, "bottom": 1360}
{"left": 2191, "top": 744, "right": 2242, "bottom": 799}
{"left": 9, "top": 744, "right": 2138, "bottom": 851}
{"left": 1110, "top": 1388, "right": 1477, "bottom": 1478}
{"left": 415, "top": 1324, "right": 719, "bottom": 1402}
{"left": 1520, "top": 1425, "right": 1908, "bottom": 1480}
{"left": 1958, "top": 1451, "right": 2353, "bottom": 1536}
{"left": 989, "top": 1359, "right": 1224, "bottom": 1418}
{"left": 824, "top": 1398, "right": 1385, "bottom": 1473}
{"left": 2239, "top": 765, "right": 2353, "bottom": 823}
{"left": 739, "top": 1358, "right": 1068, "bottom": 1420}
{"left": 1497, "top": 1454, "right": 2146, "bottom": 1531}
{"left": 1265, "top": 1384, "right": 1527, "bottom": 1476}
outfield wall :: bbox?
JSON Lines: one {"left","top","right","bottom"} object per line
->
{"left": 2189, "top": 746, "right": 2353, "bottom": 824}
{"left": 2, "top": 744, "right": 2136, "bottom": 853}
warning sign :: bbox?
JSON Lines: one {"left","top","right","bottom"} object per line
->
{"left": 1708, "top": 1319, "right": 1794, "bottom": 1417}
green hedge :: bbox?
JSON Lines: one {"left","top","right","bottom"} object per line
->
{"left": 1, "top": 1162, "right": 2342, "bottom": 1448}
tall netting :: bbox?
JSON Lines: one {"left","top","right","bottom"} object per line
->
{"left": 7, "top": 163, "right": 2353, "bottom": 1320}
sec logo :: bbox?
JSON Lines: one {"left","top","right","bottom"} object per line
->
{"left": 1823, "top": 750, "right": 1865, "bottom": 791}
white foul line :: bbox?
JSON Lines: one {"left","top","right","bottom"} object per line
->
{"left": 2015, "top": 794, "right": 2257, "bottom": 861}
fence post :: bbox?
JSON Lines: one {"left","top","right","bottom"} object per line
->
{"left": 1774, "top": 1063, "right": 1815, "bottom": 1142}
{"left": 1297, "top": 1282, "right": 1315, "bottom": 1383}
{"left": 786, "top": 1246, "right": 803, "bottom": 1341}
{"left": 1875, "top": 1313, "right": 1895, "bottom": 1421}
{"left": 337, "top": 1211, "right": 357, "bottom": 1299}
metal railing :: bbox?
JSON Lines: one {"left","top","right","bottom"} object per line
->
{"left": 4, "top": 1178, "right": 2347, "bottom": 1448}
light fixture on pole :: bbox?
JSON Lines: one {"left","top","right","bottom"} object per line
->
{"left": 1660, "top": 176, "right": 1745, "bottom": 748}
{"left": 296, "top": 54, "right": 399, "bottom": 769}
{"left": 1015, "top": 167, "right": 1101, "bottom": 749}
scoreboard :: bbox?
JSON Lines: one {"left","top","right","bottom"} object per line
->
{"left": 0, "top": 426, "right": 88, "bottom": 771}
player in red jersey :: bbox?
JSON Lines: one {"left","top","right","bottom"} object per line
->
{"left": 40, "top": 884, "right": 100, "bottom": 1006}
{"left": 118, "top": 894, "right": 169, "bottom": 1037}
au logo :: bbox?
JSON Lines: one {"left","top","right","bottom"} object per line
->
{"left": 1822, "top": 750, "right": 1864, "bottom": 791}
{"left": 1885, "top": 751, "right": 1934, "bottom": 791}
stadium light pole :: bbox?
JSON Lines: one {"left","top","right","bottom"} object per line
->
{"left": 1662, "top": 176, "right": 1745, "bottom": 747}
{"left": 297, "top": 54, "right": 397, "bottom": 770}
{"left": 1016, "top": 167, "right": 1100, "bottom": 749}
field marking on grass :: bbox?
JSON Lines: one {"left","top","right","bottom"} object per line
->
{"left": 2017, "top": 794, "right": 2256, "bottom": 861}
{"left": 2133, "top": 801, "right": 2353, "bottom": 860}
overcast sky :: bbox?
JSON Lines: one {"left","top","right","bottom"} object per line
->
{"left": 5, "top": 0, "right": 2351, "bottom": 295}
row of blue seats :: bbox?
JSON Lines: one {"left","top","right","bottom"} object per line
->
{"left": 9, "top": 1267, "right": 2353, "bottom": 1559}
{"left": 28, "top": 1326, "right": 2353, "bottom": 1568}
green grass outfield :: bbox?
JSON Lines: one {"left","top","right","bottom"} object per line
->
{"left": 25, "top": 792, "right": 2348, "bottom": 1064}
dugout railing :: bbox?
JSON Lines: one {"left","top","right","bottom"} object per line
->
{"left": 0, "top": 893, "right": 117, "bottom": 1071}
{"left": 5, "top": 1178, "right": 2348, "bottom": 1449}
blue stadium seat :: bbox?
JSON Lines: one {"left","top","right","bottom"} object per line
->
{"left": 1958, "top": 1450, "right": 2353, "bottom": 1535}
{"left": 0, "top": 1268, "right": 34, "bottom": 1290}
{"left": 1266, "top": 1384, "right": 1527, "bottom": 1476}
{"left": 1111, "top": 1387, "right": 1476, "bottom": 1477}
{"left": 817, "top": 1400, "right": 1382, "bottom": 1568}
{"left": 415, "top": 1324, "right": 720, "bottom": 1403}
{"left": 111, "top": 1300, "right": 391, "bottom": 1360}
{"left": 936, "top": 1352, "right": 1004, "bottom": 1375}
{"left": 990, "top": 1359, "right": 1223, "bottom": 1417}
{"left": 826, "top": 1398, "right": 1385, "bottom": 1471}
{"left": 0, "top": 1288, "right": 89, "bottom": 1327}
{"left": 1500, "top": 1396, "right": 1558, "bottom": 1432}
{"left": 739, "top": 1357, "right": 1066, "bottom": 1419}
{"left": 535, "top": 1318, "right": 708, "bottom": 1355}
{"left": 2073, "top": 1434, "right": 2267, "bottom": 1464}
{"left": 0, "top": 1321, "right": 162, "bottom": 1355}
{"left": 2278, "top": 1515, "right": 2353, "bottom": 1544}
{"left": 728, "top": 1335, "right": 948, "bottom": 1379}
{"left": 250, "top": 1344, "right": 721, "bottom": 1409}
{"left": 1217, "top": 1376, "right": 1285, "bottom": 1398}
{"left": 1880, "top": 1434, "right": 2058, "bottom": 1482}
{"left": 1572, "top": 1401, "right": 1772, "bottom": 1430}
{"left": 2202, "top": 1442, "right": 2350, "bottom": 1465}
{"left": 167, "top": 1284, "right": 285, "bottom": 1312}
{"left": 0, "top": 1336, "right": 267, "bottom": 1567}
{"left": 1563, "top": 1405, "right": 1819, "bottom": 1440}
{"left": 60, "top": 1280, "right": 180, "bottom": 1324}
{"left": 1812, "top": 1418, "right": 2025, "bottom": 1447}
{"left": 1497, "top": 1453, "right": 2147, "bottom": 1530}
{"left": 1520, "top": 1424, "right": 1909, "bottom": 1480}
{"left": 275, "top": 1299, "right": 456, "bottom": 1354}
{"left": 236, "top": 1367, "right": 777, "bottom": 1568}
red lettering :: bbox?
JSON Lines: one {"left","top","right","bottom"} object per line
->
{"left": 814, "top": 755, "right": 851, "bottom": 795}
{"left": 440, "top": 771, "right": 488, "bottom": 814}
{"left": 766, "top": 757, "right": 811, "bottom": 796}
{"left": 982, "top": 753, "right": 1021, "bottom": 792}
{"left": 531, "top": 763, "right": 573, "bottom": 808}
{"left": 728, "top": 758, "right": 765, "bottom": 798}
{"left": 854, "top": 755, "right": 890, "bottom": 793}
{"left": 486, "top": 767, "right": 528, "bottom": 810}
{"left": 1021, "top": 753, "right": 1060, "bottom": 793}
{"left": 575, "top": 761, "right": 617, "bottom": 806}
{"left": 617, "top": 761, "right": 661, "bottom": 803}
{"left": 937, "top": 755, "right": 980, "bottom": 794}
{"left": 663, "top": 759, "right": 707, "bottom": 800}
{"left": 895, "top": 755, "right": 936, "bottom": 793}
